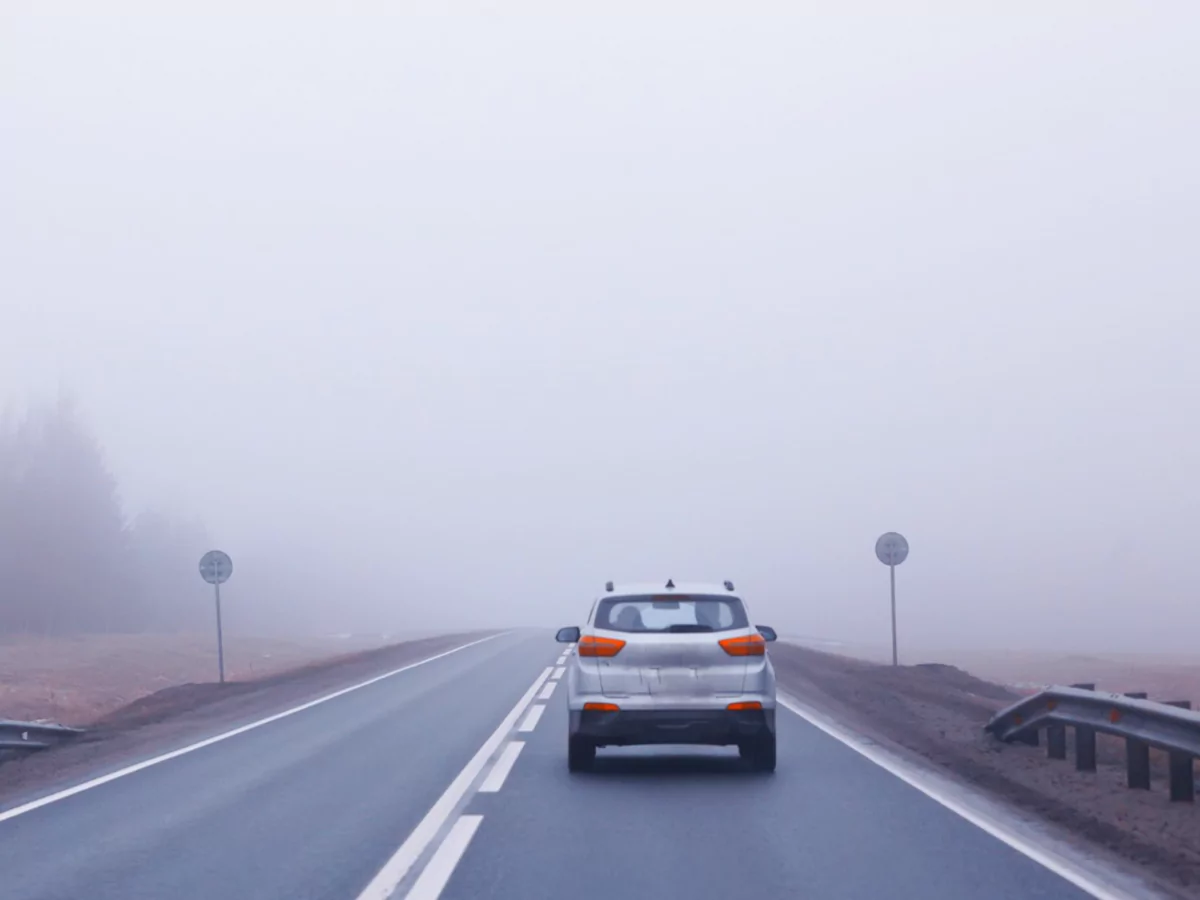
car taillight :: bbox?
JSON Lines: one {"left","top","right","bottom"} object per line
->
{"left": 578, "top": 635, "right": 625, "bottom": 657}
{"left": 719, "top": 633, "right": 766, "bottom": 657}
{"left": 584, "top": 702, "right": 620, "bottom": 712}
{"left": 727, "top": 701, "right": 763, "bottom": 710}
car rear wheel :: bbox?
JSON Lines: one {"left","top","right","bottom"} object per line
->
{"left": 568, "top": 735, "right": 595, "bottom": 772}
{"left": 741, "top": 735, "right": 776, "bottom": 772}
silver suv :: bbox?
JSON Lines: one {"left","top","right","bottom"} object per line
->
{"left": 555, "top": 579, "right": 778, "bottom": 772}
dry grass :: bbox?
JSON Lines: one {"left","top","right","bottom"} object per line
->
{"left": 784, "top": 636, "right": 1200, "bottom": 707}
{"left": 946, "top": 650, "right": 1200, "bottom": 707}
{"left": 0, "top": 632, "right": 415, "bottom": 725}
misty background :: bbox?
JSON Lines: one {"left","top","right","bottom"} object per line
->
{"left": 3, "top": 6, "right": 1198, "bottom": 653}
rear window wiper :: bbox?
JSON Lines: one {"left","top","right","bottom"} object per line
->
{"left": 665, "top": 624, "right": 714, "bottom": 633}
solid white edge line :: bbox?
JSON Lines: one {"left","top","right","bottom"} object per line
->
{"left": 355, "top": 667, "right": 552, "bottom": 900}
{"left": 537, "top": 681, "right": 556, "bottom": 701}
{"left": 777, "top": 692, "right": 1148, "bottom": 900}
{"left": 403, "top": 814, "right": 483, "bottom": 900}
{"left": 478, "top": 741, "right": 524, "bottom": 793}
{"left": 0, "top": 632, "right": 511, "bottom": 825}
{"left": 517, "top": 704, "right": 545, "bottom": 733}
{"left": 551, "top": 667, "right": 565, "bottom": 680}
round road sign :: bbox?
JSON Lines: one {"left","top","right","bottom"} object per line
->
{"left": 875, "top": 532, "right": 909, "bottom": 567}
{"left": 199, "top": 550, "right": 233, "bottom": 585}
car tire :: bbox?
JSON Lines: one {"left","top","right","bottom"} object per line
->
{"left": 746, "top": 735, "right": 776, "bottom": 773}
{"left": 568, "top": 735, "right": 595, "bottom": 772}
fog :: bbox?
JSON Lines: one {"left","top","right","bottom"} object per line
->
{"left": 3, "top": 5, "right": 1198, "bottom": 653}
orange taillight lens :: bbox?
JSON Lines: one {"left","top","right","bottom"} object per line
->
{"left": 577, "top": 635, "right": 626, "bottom": 658}
{"left": 727, "top": 701, "right": 763, "bottom": 711}
{"left": 718, "top": 633, "right": 766, "bottom": 657}
{"left": 584, "top": 702, "right": 620, "bottom": 712}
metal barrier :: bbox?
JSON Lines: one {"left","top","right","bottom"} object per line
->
{"left": 985, "top": 685, "right": 1200, "bottom": 802}
{"left": 0, "top": 719, "right": 85, "bottom": 756}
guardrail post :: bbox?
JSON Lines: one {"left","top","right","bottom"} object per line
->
{"left": 1047, "top": 723, "right": 1066, "bottom": 760}
{"left": 1164, "top": 701, "right": 1195, "bottom": 802}
{"left": 1071, "top": 683, "right": 1097, "bottom": 772}
{"left": 1122, "top": 692, "right": 1151, "bottom": 789}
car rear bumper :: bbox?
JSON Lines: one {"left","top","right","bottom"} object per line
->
{"left": 570, "top": 707, "right": 775, "bottom": 747}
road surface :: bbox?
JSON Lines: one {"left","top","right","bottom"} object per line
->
{"left": 0, "top": 631, "right": 1120, "bottom": 899}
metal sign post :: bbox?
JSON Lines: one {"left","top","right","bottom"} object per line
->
{"left": 214, "top": 579, "right": 224, "bottom": 683}
{"left": 198, "top": 550, "right": 234, "bottom": 683}
{"left": 874, "top": 532, "right": 909, "bottom": 667}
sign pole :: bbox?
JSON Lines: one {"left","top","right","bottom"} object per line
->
{"left": 199, "top": 549, "right": 233, "bottom": 685}
{"left": 214, "top": 579, "right": 225, "bottom": 684}
{"left": 874, "top": 532, "right": 909, "bottom": 669}
{"left": 890, "top": 563, "right": 897, "bottom": 667}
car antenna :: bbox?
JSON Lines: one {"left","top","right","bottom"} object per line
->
{"left": 665, "top": 578, "right": 675, "bottom": 589}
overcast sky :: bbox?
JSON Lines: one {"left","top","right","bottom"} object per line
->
{"left": 3, "top": 5, "right": 1198, "bottom": 652}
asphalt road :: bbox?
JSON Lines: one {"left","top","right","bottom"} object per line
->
{"left": 0, "top": 631, "right": 1116, "bottom": 900}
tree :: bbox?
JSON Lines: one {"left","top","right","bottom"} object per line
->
{"left": 0, "top": 396, "right": 135, "bottom": 634}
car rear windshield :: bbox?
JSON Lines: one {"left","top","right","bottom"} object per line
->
{"left": 594, "top": 595, "right": 749, "bottom": 633}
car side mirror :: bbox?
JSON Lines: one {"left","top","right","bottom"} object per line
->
{"left": 756, "top": 625, "right": 777, "bottom": 642}
{"left": 556, "top": 626, "right": 581, "bottom": 643}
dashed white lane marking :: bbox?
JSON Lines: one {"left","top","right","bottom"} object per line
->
{"left": 537, "top": 681, "right": 557, "bottom": 701}
{"left": 0, "top": 632, "right": 511, "bottom": 825}
{"left": 478, "top": 741, "right": 524, "bottom": 793}
{"left": 556, "top": 655, "right": 568, "bottom": 665}
{"left": 518, "top": 704, "right": 546, "bottom": 733}
{"left": 551, "top": 667, "right": 565, "bottom": 680}
{"left": 355, "top": 667, "right": 552, "bottom": 900}
{"left": 777, "top": 693, "right": 1146, "bottom": 900}
{"left": 404, "top": 815, "right": 483, "bottom": 900}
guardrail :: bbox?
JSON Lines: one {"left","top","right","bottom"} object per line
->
{"left": 0, "top": 719, "right": 85, "bottom": 756}
{"left": 985, "top": 684, "right": 1199, "bottom": 802}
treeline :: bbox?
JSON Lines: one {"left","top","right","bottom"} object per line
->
{"left": 0, "top": 397, "right": 413, "bottom": 638}
{"left": 0, "top": 397, "right": 212, "bottom": 635}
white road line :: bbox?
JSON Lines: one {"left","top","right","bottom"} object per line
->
{"left": 478, "top": 741, "right": 524, "bottom": 793}
{"left": 518, "top": 704, "right": 546, "bottom": 733}
{"left": 551, "top": 666, "right": 565, "bottom": 680}
{"left": 537, "top": 681, "right": 556, "bottom": 701}
{"left": 556, "top": 655, "right": 567, "bottom": 664}
{"left": 355, "top": 667, "right": 552, "bottom": 900}
{"left": 777, "top": 693, "right": 1148, "bottom": 900}
{"left": 0, "top": 632, "right": 510, "bottom": 825}
{"left": 404, "top": 815, "right": 483, "bottom": 900}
